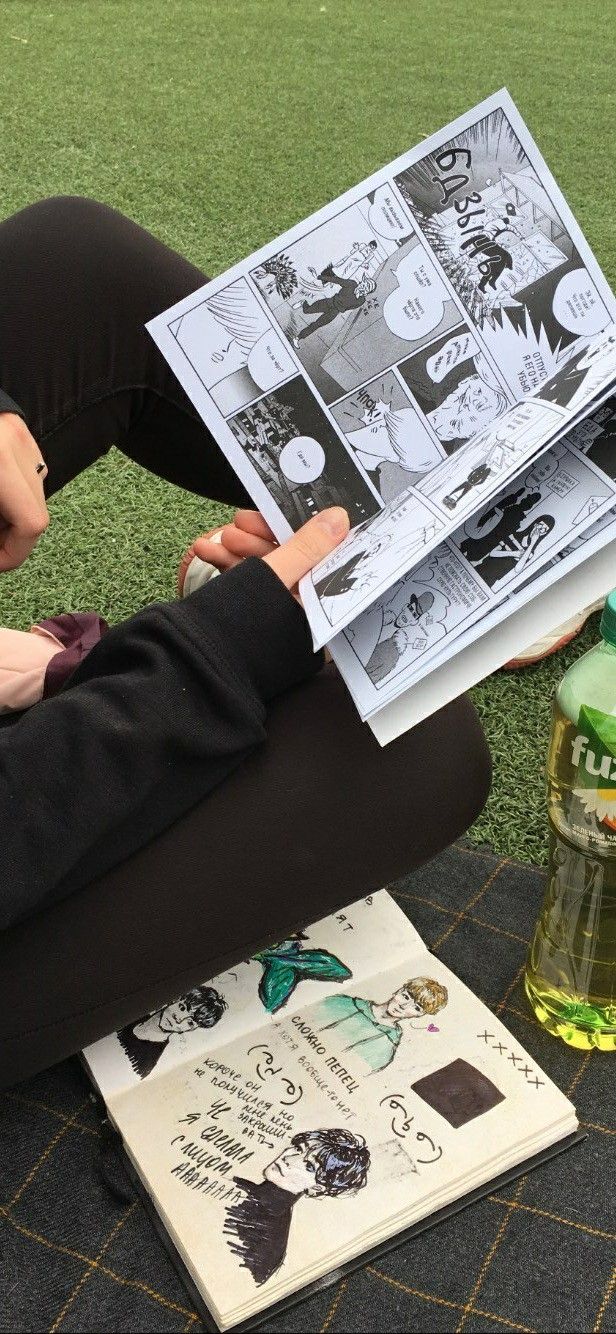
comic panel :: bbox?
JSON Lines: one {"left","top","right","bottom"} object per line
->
{"left": 168, "top": 277, "right": 296, "bottom": 416}
{"left": 532, "top": 325, "right": 616, "bottom": 417}
{"left": 329, "top": 369, "right": 447, "bottom": 504}
{"left": 394, "top": 107, "right": 612, "bottom": 395}
{"left": 250, "top": 192, "right": 461, "bottom": 404}
{"left": 226, "top": 378, "right": 380, "bottom": 530}
{"left": 342, "top": 546, "right": 489, "bottom": 692}
{"left": 306, "top": 494, "right": 445, "bottom": 630}
{"left": 418, "top": 397, "right": 564, "bottom": 520}
{"left": 456, "top": 443, "right": 615, "bottom": 593}
{"left": 570, "top": 394, "right": 616, "bottom": 478}
{"left": 397, "top": 324, "right": 512, "bottom": 457}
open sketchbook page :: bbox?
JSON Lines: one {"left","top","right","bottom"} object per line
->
{"left": 147, "top": 90, "right": 616, "bottom": 632}
{"left": 331, "top": 395, "right": 616, "bottom": 716}
{"left": 106, "top": 949, "right": 576, "bottom": 1329}
{"left": 83, "top": 892, "right": 424, "bottom": 1103}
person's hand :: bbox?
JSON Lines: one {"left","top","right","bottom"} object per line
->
{"left": 264, "top": 507, "right": 350, "bottom": 592}
{"left": 0, "top": 413, "right": 49, "bottom": 572}
{"left": 192, "top": 507, "right": 350, "bottom": 594}
{"left": 192, "top": 510, "right": 279, "bottom": 571}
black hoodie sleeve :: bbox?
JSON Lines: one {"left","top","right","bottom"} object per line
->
{"left": 0, "top": 390, "right": 25, "bottom": 420}
{"left": 0, "top": 558, "right": 323, "bottom": 930}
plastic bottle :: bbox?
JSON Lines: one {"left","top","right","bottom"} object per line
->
{"left": 525, "top": 591, "right": 616, "bottom": 1050}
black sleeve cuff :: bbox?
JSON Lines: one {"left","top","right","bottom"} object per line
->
{"left": 185, "top": 556, "right": 324, "bottom": 703}
{"left": 0, "top": 389, "right": 26, "bottom": 420}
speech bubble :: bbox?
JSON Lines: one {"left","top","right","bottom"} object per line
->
{"left": 426, "top": 331, "right": 479, "bottom": 383}
{"left": 553, "top": 270, "right": 607, "bottom": 337}
{"left": 247, "top": 331, "right": 296, "bottom": 392}
{"left": 368, "top": 185, "right": 414, "bottom": 242}
{"left": 279, "top": 436, "right": 326, "bottom": 484}
{"left": 546, "top": 468, "right": 578, "bottom": 498}
{"left": 383, "top": 252, "right": 446, "bottom": 341}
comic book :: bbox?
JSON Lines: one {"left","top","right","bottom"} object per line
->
{"left": 83, "top": 893, "right": 579, "bottom": 1331}
{"left": 147, "top": 91, "right": 616, "bottom": 743}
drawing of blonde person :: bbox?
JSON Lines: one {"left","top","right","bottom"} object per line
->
{"left": 428, "top": 374, "right": 509, "bottom": 445}
{"left": 315, "top": 977, "right": 448, "bottom": 1073}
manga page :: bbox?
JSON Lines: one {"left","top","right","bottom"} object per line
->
{"left": 331, "top": 397, "right": 616, "bottom": 715}
{"left": 83, "top": 892, "right": 424, "bottom": 1101}
{"left": 148, "top": 89, "right": 616, "bottom": 618}
{"left": 368, "top": 533, "right": 616, "bottom": 745}
{"left": 301, "top": 328, "right": 616, "bottom": 649}
{"left": 108, "top": 948, "right": 575, "bottom": 1329}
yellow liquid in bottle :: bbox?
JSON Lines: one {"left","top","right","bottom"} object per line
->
{"left": 525, "top": 702, "right": 616, "bottom": 1050}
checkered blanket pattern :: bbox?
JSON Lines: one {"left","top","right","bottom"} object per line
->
{"left": 1, "top": 843, "right": 614, "bottom": 1333}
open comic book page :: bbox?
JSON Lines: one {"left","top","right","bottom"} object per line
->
{"left": 300, "top": 329, "right": 616, "bottom": 649}
{"left": 331, "top": 396, "right": 616, "bottom": 714}
{"left": 147, "top": 90, "right": 616, "bottom": 588}
{"left": 107, "top": 949, "right": 575, "bottom": 1328}
{"left": 83, "top": 893, "right": 424, "bottom": 1102}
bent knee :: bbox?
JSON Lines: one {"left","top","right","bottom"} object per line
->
{"left": 13, "top": 194, "right": 117, "bottom": 230}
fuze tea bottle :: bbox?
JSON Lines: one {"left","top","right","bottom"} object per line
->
{"left": 525, "top": 591, "right": 616, "bottom": 1050}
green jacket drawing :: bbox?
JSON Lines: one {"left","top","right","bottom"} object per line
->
{"left": 316, "top": 993, "right": 402, "bottom": 1071}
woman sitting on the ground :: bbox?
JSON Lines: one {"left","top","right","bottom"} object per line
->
{"left": 0, "top": 196, "right": 492, "bottom": 1090}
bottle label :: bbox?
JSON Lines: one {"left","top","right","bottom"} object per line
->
{"left": 570, "top": 704, "right": 616, "bottom": 841}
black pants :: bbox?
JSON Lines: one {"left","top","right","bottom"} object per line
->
{"left": 0, "top": 198, "right": 491, "bottom": 1088}
{"left": 298, "top": 299, "right": 343, "bottom": 340}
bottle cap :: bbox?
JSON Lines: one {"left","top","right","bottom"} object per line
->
{"left": 600, "top": 590, "right": 616, "bottom": 647}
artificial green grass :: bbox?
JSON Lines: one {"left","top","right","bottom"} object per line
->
{"left": 0, "top": 0, "right": 614, "bottom": 865}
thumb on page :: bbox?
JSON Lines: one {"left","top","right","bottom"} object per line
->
{"left": 264, "top": 507, "right": 350, "bottom": 591}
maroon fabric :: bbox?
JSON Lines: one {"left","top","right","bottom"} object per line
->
{"left": 38, "top": 613, "right": 109, "bottom": 698}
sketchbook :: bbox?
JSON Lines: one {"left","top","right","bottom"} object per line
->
{"left": 83, "top": 893, "right": 579, "bottom": 1331}
{"left": 148, "top": 90, "right": 616, "bottom": 743}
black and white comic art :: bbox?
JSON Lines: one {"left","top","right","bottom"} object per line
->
{"left": 251, "top": 197, "right": 461, "bottom": 404}
{"left": 457, "top": 443, "right": 614, "bottom": 591}
{"left": 533, "top": 328, "right": 616, "bottom": 414}
{"left": 418, "top": 397, "right": 564, "bottom": 518}
{"left": 304, "top": 326, "right": 616, "bottom": 651}
{"left": 308, "top": 497, "right": 445, "bottom": 630}
{"left": 395, "top": 107, "right": 612, "bottom": 396}
{"left": 227, "top": 378, "right": 380, "bottom": 529}
{"left": 329, "top": 369, "right": 446, "bottom": 503}
{"left": 420, "top": 329, "right": 616, "bottom": 523}
{"left": 341, "top": 550, "right": 488, "bottom": 689}
{"left": 332, "top": 403, "right": 616, "bottom": 709}
{"left": 571, "top": 395, "right": 616, "bottom": 478}
{"left": 168, "top": 278, "right": 296, "bottom": 416}
{"left": 398, "top": 326, "right": 511, "bottom": 455}
{"left": 149, "top": 92, "right": 616, "bottom": 722}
